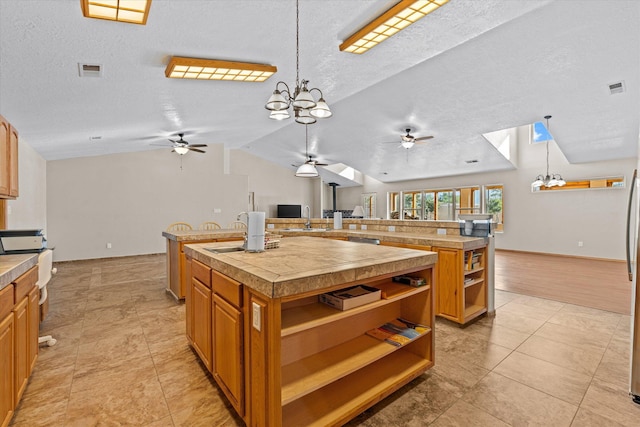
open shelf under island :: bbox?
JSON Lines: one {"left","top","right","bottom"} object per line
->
{"left": 184, "top": 236, "right": 437, "bottom": 427}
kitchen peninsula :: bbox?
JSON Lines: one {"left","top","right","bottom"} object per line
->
{"left": 184, "top": 237, "right": 437, "bottom": 426}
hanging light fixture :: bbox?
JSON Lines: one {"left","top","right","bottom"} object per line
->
{"left": 532, "top": 115, "right": 566, "bottom": 189}
{"left": 265, "top": 0, "right": 332, "bottom": 125}
{"left": 296, "top": 125, "right": 319, "bottom": 177}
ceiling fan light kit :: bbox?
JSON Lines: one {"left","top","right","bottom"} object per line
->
{"left": 80, "top": 0, "right": 152, "bottom": 25}
{"left": 340, "top": 0, "right": 449, "bottom": 54}
{"left": 531, "top": 115, "right": 566, "bottom": 189}
{"left": 265, "top": 0, "right": 332, "bottom": 125}
{"left": 165, "top": 57, "right": 276, "bottom": 82}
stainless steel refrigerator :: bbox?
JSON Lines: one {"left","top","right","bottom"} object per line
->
{"left": 625, "top": 169, "right": 640, "bottom": 404}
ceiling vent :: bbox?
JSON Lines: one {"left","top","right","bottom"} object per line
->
{"left": 78, "top": 63, "right": 103, "bottom": 78}
{"left": 465, "top": 159, "right": 479, "bottom": 164}
{"left": 608, "top": 81, "right": 625, "bottom": 95}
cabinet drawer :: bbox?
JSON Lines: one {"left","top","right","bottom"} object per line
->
{"left": 0, "top": 284, "right": 13, "bottom": 319}
{"left": 191, "top": 259, "right": 212, "bottom": 288}
{"left": 14, "top": 266, "right": 38, "bottom": 302}
{"left": 212, "top": 270, "right": 242, "bottom": 307}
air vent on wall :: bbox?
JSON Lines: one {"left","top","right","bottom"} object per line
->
{"left": 609, "top": 81, "right": 625, "bottom": 95}
{"left": 78, "top": 63, "right": 103, "bottom": 78}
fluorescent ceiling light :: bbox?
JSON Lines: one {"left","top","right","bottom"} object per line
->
{"left": 80, "top": 0, "right": 152, "bottom": 25}
{"left": 165, "top": 57, "right": 276, "bottom": 82}
{"left": 340, "top": 0, "right": 449, "bottom": 54}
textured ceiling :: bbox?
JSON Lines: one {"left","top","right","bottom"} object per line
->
{"left": 0, "top": 0, "right": 638, "bottom": 184}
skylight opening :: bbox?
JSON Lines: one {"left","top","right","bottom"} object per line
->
{"left": 531, "top": 121, "right": 553, "bottom": 144}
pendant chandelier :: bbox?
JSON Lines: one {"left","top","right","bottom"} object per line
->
{"left": 532, "top": 115, "right": 566, "bottom": 189}
{"left": 265, "top": 0, "right": 332, "bottom": 125}
{"left": 296, "top": 125, "right": 319, "bottom": 177}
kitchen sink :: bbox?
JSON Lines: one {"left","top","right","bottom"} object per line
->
{"left": 205, "top": 246, "right": 245, "bottom": 254}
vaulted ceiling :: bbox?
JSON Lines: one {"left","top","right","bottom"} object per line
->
{"left": 1, "top": 1, "right": 638, "bottom": 184}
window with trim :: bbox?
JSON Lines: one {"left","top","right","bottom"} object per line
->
{"left": 387, "top": 184, "right": 504, "bottom": 231}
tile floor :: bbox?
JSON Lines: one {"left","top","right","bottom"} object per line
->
{"left": 9, "top": 254, "right": 640, "bottom": 426}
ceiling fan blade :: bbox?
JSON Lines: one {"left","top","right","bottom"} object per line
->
{"left": 188, "top": 144, "right": 208, "bottom": 148}
{"left": 150, "top": 142, "right": 173, "bottom": 147}
{"left": 314, "top": 162, "right": 329, "bottom": 166}
{"left": 188, "top": 147, "right": 206, "bottom": 153}
{"left": 168, "top": 138, "right": 180, "bottom": 143}
{"left": 414, "top": 136, "right": 434, "bottom": 142}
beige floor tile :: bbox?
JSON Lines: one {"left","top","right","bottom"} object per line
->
{"left": 559, "top": 303, "right": 623, "bottom": 323}
{"left": 571, "top": 407, "right": 627, "bottom": 426}
{"left": 533, "top": 321, "right": 611, "bottom": 353}
{"left": 430, "top": 400, "right": 510, "bottom": 427}
{"left": 9, "top": 399, "right": 69, "bottom": 427}
{"left": 475, "top": 310, "right": 546, "bottom": 335}
{"left": 75, "top": 329, "right": 151, "bottom": 367}
{"left": 498, "top": 301, "right": 560, "bottom": 321}
{"left": 461, "top": 322, "right": 531, "bottom": 350}
{"left": 517, "top": 335, "right": 605, "bottom": 376}
{"left": 462, "top": 372, "right": 578, "bottom": 426}
{"left": 71, "top": 353, "right": 158, "bottom": 394}
{"left": 82, "top": 300, "right": 139, "bottom": 327}
{"left": 594, "top": 335, "right": 631, "bottom": 391}
{"left": 143, "top": 416, "right": 176, "bottom": 427}
{"left": 494, "top": 290, "right": 519, "bottom": 309}
{"left": 511, "top": 294, "right": 566, "bottom": 311}
{"left": 548, "top": 311, "right": 619, "bottom": 336}
{"left": 65, "top": 377, "right": 171, "bottom": 426}
{"left": 494, "top": 351, "right": 592, "bottom": 405}
{"left": 436, "top": 333, "right": 512, "bottom": 371}
{"left": 580, "top": 377, "right": 640, "bottom": 426}
{"left": 431, "top": 355, "right": 490, "bottom": 397}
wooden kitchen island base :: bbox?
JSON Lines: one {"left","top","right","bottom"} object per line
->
{"left": 185, "top": 237, "right": 437, "bottom": 426}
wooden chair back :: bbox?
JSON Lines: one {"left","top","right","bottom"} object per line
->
{"left": 199, "top": 221, "right": 222, "bottom": 230}
{"left": 227, "top": 221, "right": 247, "bottom": 230}
{"left": 166, "top": 222, "right": 193, "bottom": 232}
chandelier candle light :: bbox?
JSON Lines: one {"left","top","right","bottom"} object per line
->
{"left": 265, "top": 0, "right": 332, "bottom": 124}
{"left": 532, "top": 115, "right": 566, "bottom": 189}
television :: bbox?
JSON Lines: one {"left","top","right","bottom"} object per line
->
{"left": 277, "top": 204, "right": 302, "bottom": 218}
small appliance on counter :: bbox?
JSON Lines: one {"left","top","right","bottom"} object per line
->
{"left": 0, "top": 229, "right": 48, "bottom": 254}
{"left": 458, "top": 214, "right": 494, "bottom": 237}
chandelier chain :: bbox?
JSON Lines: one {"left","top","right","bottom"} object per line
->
{"left": 295, "top": 0, "right": 300, "bottom": 87}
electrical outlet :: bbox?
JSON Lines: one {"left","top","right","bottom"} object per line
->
{"left": 437, "top": 228, "right": 446, "bottom": 235}
{"left": 578, "top": 241, "right": 583, "bottom": 247}
{"left": 267, "top": 223, "right": 275, "bottom": 229}
{"left": 252, "top": 302, "right": 261, "bottom": 331}
{"left": 106, "top": 243, "right": 112, "bottom": 249}
{"left": 349, "top": 224, "right": 356, "bottom": 230}
{"left": 213, "top": 208, "right": 221, "bottom": 213}
{"left": 361, "top": 224, "right": 367, "bottom": 230}
{"left": 388, "top": 226, "right": 395, "bottom": 232}
{"left": 6, "top": 206, "right": 11, "bottom": 215}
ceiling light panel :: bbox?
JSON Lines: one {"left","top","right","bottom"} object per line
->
{"left": 165, "top": 57, "right": 276, "bottom": 82}
{"left": 80, "top": 0, "right": 152, "bottom": 25}
{"left": 340, "top": 0, "right": 449, "bottom": 54}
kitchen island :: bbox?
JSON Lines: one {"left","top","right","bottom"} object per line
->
{"left": 184, "top": 237, "right": 437, "bottom": 426}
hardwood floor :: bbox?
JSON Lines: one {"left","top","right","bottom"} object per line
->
{"left": 495, "top": 250, "right": 633, "bottom": 315}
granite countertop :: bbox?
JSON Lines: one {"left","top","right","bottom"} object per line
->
{"left": 162, "top": 229, "right": 246, "bottom": 242}
{"left": 184, "top": 236, "right": 437, "bottom": 299}
{"left": 0, "top": 253, "right": 39, "bottom": 290}
{"left": 272, "top": 228, "right": 487, "bottom": 250}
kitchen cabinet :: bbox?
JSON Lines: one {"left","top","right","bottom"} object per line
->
{"left": 433, "top": 246, "right": 487, "bottom": 324}
{"left": 189, "top": 259, "right": 212, "bottom": 372}
{"left": 12, "top": 266, "right": 38, "bottom": 404}
{"left": 0, "top": 285, "right": 15, "bottom": 427}
{"left": 166, "top": 235, "right": 242, "bottom": 300}
{"left": 0, "top": 115, "right": 19, "bottom": 199}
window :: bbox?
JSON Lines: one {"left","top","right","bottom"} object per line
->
{"left": 387, "top": 184, "right": 504, "bottom": 232}
{"left": 362, "top": 193, "right": 377, "bottom": 218}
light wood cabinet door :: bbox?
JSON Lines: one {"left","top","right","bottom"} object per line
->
{"left": 435, "top": 248, "right": 461, "bottom": 321}
{"left": 28, "top": 286, "right": 39, "bottom": 373}
{"left": 212, "top": 294, "right": 244, "bottom": 415}
{"left": 0, "top": 116, "right": 9, "bottom": 197}
{"left": 191, "top": 278, "right": 212, "bottom": 371}
{"left": 12, "top": 297, "right": 28, "bottom": 403}
{"left": 0, "top": 313, "right": 14, "bottom": 427}
{"left": 8, "top": 125, "right": 18, "bottom": 198}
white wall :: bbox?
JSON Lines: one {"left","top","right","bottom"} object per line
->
{"left": 337, "top": 127, "right": 635, "bottom": 260}
{"left": 7, "top": 138, "right": 46, "bottom": 231}
{"left": 230, "top": 149, "right": 318, "bottom": 217}
{"left": 46, "top": 146, "right": 316, "bottom": 261}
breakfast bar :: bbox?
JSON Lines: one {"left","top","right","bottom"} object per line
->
{"left": 184, "top": 236, "right": 438, "bottom": 426}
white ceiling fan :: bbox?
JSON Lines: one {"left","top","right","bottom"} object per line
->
{"left": 151, "top": 133, "right": 207, "bottom": 155}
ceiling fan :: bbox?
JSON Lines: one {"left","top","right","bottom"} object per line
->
{"left": 386, "top": 128, "right": 434, "bottom": 149}
{"left": 153, "top": 133, "right": 207, "bottom": 155}
{"left": 292, "top": 125, "right": 328, "bottom": 177}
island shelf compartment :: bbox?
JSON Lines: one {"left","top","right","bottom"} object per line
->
{"left": 279, "top": 267, "right": 434, "bottom": 425}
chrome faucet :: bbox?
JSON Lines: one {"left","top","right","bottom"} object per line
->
{"left": 237, "top": 212, "right": 249, "bottom": 248}
{"left": 304, "top": 205, "right": 311, "bottom": 229}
